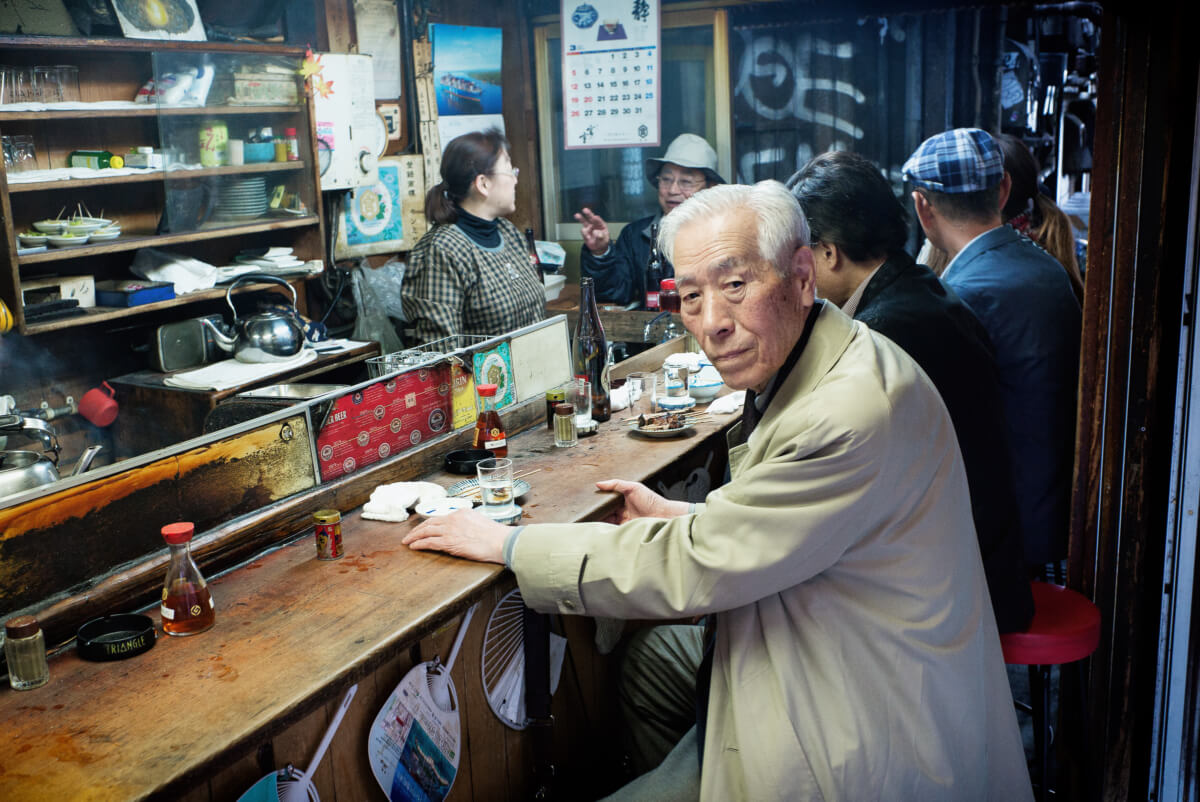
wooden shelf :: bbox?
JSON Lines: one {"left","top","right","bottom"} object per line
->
{"left": 0, "top": 36, "right": 305, "bottom": 55}
{"left": 17, "top": 216, "right": 319, "bottom": 264}
{"left": 9, "top": 161, "right": 309, "bottom": 193}
{"left": 0, "top": 104, "right": 304, "bottom": 122}
{"left": 23, "top": 277, "right": 312, "bottom": 335}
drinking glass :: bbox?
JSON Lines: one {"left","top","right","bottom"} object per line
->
{"left": 33, "top": 67, "right": 62, "bottom": 103}
{"left": 565, "top": 377, "right": 591, "bottom": 427}
{"left": 476, "top": 457, "right": 517, "bottom": 520}
{"left": 55, "top": 65, "right": 80, "bottom": 102}
{"left": 626, "top": 371, "right": 657, "bottom": 418}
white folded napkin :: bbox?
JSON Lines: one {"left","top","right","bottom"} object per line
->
{"left": 163, "top": 349, "right": 317, "bottom": 391}
{"left": 362, "top": 481, "right": 449, "bottom": 522}
{"left": 706, "top": 390, "right": 746, "bottom": 415}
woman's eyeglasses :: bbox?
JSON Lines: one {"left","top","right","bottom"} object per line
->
{"left": 490, "top": 167, "right": 520, "bottom": 179}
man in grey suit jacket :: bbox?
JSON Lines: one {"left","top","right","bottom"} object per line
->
{"left": 404, "top": 182, "right": 1031, "bottom": 801}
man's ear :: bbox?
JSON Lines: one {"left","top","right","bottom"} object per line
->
{"left": 809, "top": 239, "right": 840, "bottom": 272}
{"left": 791, "top": 244, "right": 817, "bottom": 303}
{"left": 996, "top": 173, "right": 1013, "bottom": 213}
{"left": 912, "top": 190, "right": 935, "bottom": 230}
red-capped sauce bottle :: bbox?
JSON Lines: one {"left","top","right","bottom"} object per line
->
{"left": 473, "top": 383, "right": 508, "bottom": 457}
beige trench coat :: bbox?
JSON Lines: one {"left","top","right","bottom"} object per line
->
{"left": 512, "top": 304, "right": 1032, "bottom": 800}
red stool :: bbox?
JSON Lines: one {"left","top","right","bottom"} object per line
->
{"left": 1000, "top": 581, "right": 1101, "bottom": 802}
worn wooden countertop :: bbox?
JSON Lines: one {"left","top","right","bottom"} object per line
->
{"left": 0, "top": 396, "right": 732, "bottom": 800}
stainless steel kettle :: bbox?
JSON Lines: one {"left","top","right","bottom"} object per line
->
{"left": 0, "top": 414, "right": 102, "bottom": 501}
{"left": 200, "top": 275, "right": 306, "bottom": 364}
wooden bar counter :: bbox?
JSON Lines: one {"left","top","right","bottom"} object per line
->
{"left": 0, "top": 389, "right": 733, "bottom": 801}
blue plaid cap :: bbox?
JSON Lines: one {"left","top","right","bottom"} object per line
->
{"left": 902, "top": 128, "right": 1004, "bottom": 193}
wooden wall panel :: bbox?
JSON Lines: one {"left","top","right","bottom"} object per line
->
{"left": 1067, "top": 7, "right": 1199, "bottom": 800}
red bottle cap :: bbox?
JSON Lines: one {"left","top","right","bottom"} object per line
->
{"left": 285, "top": 127, "right": 298, "bottom": 136}
{"left": 161, "top": 522, "right": 195, "bottom": 544}
{"left": 477, "top": 383, "right": 498, "bottom": 397}
{"left": 661, "top": 278, "right": 676, "bottom": 290}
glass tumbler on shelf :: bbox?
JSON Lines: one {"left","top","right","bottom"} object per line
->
{"left": 476, "top": 457, "right": 518, "bottom": 520}
{"left": 55, "top": 65, "right": 80, "bottom": 102}
{"left": 33, "top": 66, "right": 62, "bottom": 103}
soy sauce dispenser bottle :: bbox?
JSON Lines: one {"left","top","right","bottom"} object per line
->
{"left": 160, "top": 522, "right": 215, "bottom": 636}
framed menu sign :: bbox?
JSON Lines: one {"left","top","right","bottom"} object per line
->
{"left": 561, "top": 0, "right": 660, "bottom": 149}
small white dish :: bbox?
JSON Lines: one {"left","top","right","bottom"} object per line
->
{"left": 657, "top": 394, "right": 696, "bottom": 412}
{"left": 33, "top": 220, "right": 66, "bottom": 233}
{"left": 414, "top": 497, "right": 475, "bottom": 518}
{"left": 47, "top": 233, "right": 90, "bottom": 247}
{"left": 65, "top": 220, "right": 107, "bottom": 234}
{"left": 18, "top": 232, "right": 48, "bottom": 246}
{"left": 88, "top": 228, "right": 121, "bottom": 241}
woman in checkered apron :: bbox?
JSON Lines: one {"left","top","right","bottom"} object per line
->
{"left": 400, "top": 128, "right": 546, "bottom": 345}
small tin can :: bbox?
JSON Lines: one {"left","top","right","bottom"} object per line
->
{"left": 313, "top": 509, "right": 344, "bottom": 560}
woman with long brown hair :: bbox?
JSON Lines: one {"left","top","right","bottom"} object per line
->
{"left": 401, "top": 128, "right": 545, "bottom": 344}
{"left": 996, "top": 133, "right": 1085, "bottom": 301}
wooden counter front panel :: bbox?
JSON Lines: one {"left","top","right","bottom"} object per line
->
{"left": 0, "top": 413, "right": 314, "bottom": 622}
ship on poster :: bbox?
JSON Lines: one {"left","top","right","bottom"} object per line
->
{"left": 562, "top": 0, "right": 660, "bottom": 149}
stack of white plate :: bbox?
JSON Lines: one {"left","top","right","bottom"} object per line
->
{"left": 214, "top": 177, "right": 268, "bottom": 221}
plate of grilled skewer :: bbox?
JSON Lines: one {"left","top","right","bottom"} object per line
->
{"left": 628, "top": 410, "right": 707, "bottom": 438}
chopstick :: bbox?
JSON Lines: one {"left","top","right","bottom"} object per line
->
{"left": 622, "top": 411, "right": 711, "bottom": 424}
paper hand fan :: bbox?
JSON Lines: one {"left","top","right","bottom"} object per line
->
{"left": 480, "top": 589, "right": 567, "bottom": 731}
{"left": 368, "top": 604, "right": 477, "bottom": 802}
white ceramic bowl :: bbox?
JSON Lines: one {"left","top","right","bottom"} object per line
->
{"left": 689, "top": 381, "right": 723, "bottom": 402}
{"left": 33, "top": 220, "right": 66, "bottom": 233}
{"left": 18, "top": 232, "right": 48, "bottom": 246}
{"left": 88, "top": 228, "right": 121, "bottom": 241}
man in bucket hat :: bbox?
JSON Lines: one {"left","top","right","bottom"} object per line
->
{"left": 904, "top": 128, "right": 1081, "bottom": 572}
{"left": 575, "top": 133, "right": 725, "bottom": 307}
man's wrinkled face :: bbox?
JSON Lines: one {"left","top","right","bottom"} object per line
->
{"left": 657, "top": 164, "right": 708, "bottom": 215}
{"left": 671, "top": 208, "right": 815, "bottom": 393}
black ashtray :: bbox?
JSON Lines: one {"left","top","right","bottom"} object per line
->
{"left": 77, "top": 613, "right": 157, "bottom": 661}
{"left": 444, "top": 448, "right": 494, "bottom": 474}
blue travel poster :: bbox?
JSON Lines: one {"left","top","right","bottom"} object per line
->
{"left": 430, "top": 24, "right": 504, "bottom": 116}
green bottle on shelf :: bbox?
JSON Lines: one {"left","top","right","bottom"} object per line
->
{"left": 67, "top": 150, "right": 125, "bottom": 169}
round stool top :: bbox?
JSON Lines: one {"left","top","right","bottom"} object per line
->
{"left": 1000, "top": 582, "right": 1101, "bottom": 665}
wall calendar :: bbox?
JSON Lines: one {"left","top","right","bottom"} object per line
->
{"left": 561, "top": 0, "right": 660, "bottom": 149}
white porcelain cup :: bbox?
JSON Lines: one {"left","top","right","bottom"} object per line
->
{"left": 227, "top": 138, "right": 244, "bottom": 166}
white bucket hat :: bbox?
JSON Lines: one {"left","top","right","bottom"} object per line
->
{"left": 646, "top": 133, "right": 725, "bottom": 186}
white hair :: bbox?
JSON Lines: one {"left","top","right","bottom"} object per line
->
{"left": 658, "top": 181, "right": 810, "bottom": 276}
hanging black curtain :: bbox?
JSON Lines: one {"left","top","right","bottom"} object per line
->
{"left": 728, "top": 7, "right": 1005, "bottom": 187}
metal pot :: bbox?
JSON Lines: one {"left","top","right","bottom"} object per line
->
{"left": 200, "top": 275, "right": 306, "bottom": 364}
{"left": 0, "top": 415, "right": 103, "bottom": 501}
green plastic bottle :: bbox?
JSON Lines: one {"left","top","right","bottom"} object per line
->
{"left": 67, "top": 150, "right": 125, "bottom": 169}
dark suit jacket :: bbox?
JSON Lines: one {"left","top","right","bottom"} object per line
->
{"left": 855, "top": 252, "right": 1034, "bottom": 633}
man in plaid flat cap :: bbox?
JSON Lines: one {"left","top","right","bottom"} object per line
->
{"left": 904, "top": 128, "right": 1082, "bottom": 574}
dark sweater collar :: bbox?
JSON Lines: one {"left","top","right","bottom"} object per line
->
{"left": 454, "top": 207, "right": 502, "bottom": 248}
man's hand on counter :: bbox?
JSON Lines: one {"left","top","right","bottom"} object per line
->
{"left": 402, "top": 509, "right": 508, "bottom": 564}
{"left": 596, "top": 479, "right": 690, "bottom": 524}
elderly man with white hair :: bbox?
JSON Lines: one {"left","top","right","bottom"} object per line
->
{"left": 403, "top": 181, "right": 1031, "bottom": 801}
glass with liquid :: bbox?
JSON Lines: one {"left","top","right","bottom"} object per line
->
{"left": 476, "top": 457, "right": 517, "bottom": 520}
{"left": 160, "top": 522, "right": 215, "bottom": 636}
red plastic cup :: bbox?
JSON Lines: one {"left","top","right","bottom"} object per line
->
{"left": 79, "top": 381, "right": 118, "bottom": 427}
